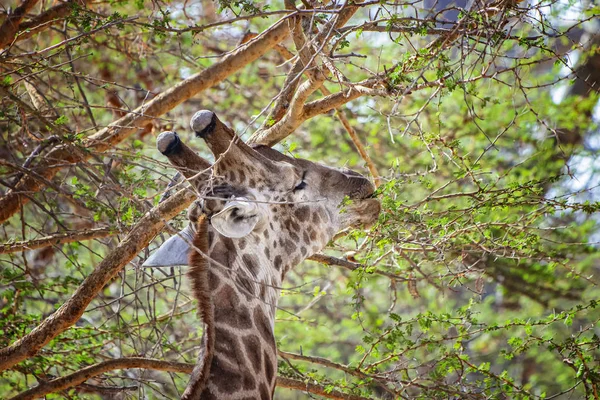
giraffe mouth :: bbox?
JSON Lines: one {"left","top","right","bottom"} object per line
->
{"left": 350, "top": 182, "right": 376, "bottom": 201}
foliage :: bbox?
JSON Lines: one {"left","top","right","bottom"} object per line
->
{"left": 0, "top": 0, "right": 599, "bottom": 399}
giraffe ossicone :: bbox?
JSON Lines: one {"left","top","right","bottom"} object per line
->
{"left": 144, "top": 110, "right": 380, "bottom": 399}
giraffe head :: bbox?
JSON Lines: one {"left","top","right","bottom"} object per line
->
{"left": 144, "top": 110, "right": 380, "bottom": 275}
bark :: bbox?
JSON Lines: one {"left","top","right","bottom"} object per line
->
{"left": 0, "top": 17, "right": 289, "bottom": 224}
{"left": 9, "top": 356, "right": 372, "bottom": 400}
{"left": 9, "top": 358, "right": 194, "bottom": 400}
{"left": 13, "top": 0, "right": 85, "bottom": 44}
{"left": 0, "top": 0, "right": 40, "bottom": 49}
{"left": 0, "top": 188, "right": 196, "bottom": 373}
{"left": 0, "top": 228, "right": 115, "bottom": 254}
{"left": 276, "top": 377, "right": 373, "bottom": 400}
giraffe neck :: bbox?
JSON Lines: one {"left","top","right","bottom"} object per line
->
{"left": 181, "top": 216, "right": 215, "bottom": 400}
{"left": 183, "top": 227, "right": 281, "bottom": 400}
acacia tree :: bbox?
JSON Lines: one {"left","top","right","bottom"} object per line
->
{"left": 1, "top": 0, "right": 599, "bottom": 399}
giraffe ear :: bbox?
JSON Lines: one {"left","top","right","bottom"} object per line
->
{"left": 142, "top": 225, "right": 195, "bottom": 267}
{"left": 210, "top": 198, "right": 260, "bottom": 238}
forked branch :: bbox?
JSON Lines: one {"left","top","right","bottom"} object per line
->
{"left": 9, "top": 357, "right": 372, "bottom": 400}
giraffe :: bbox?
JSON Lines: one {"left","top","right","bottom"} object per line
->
{"left": 143, "top": 110, "right": 381, "bottom": 399}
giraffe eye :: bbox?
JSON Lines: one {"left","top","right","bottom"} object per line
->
{"left": 293, "top": 181, "right": 307, "bottom": 191}
{"left": 293, "top": 171, "right": 307, "bottom": 192}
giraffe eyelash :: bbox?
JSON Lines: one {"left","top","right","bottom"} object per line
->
{"left": 293, "top": 171, "right": 307, "bottom": 192}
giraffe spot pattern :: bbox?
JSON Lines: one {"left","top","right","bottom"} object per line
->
{"left": 210, "top": 356, "right": 243, "bottom": 394}
{"left": 214, "top": 284, "right": 253, "bottom": 329}
{"left": 259, "top": 282, "right": 267, "bottom": 299}
{"left": 253, "top": 307, "right": 275, "bottom": 345}
{"left": 294, "top": 206, "right": 310, "bottom": 222}
{"left": 242, "top": 334, "right": 263, "bottom": 373}
{"left": 259, "top": 382, "right": 270, "bottom": 400}
{"left": 214, "top": 326, "right": 243, "bottom": 361}
{"left": 312, "top": 211, "right": 321, "bottom": 224}
{"left": 210, "top": 240, "right": 232, "bottom": 269}
{"left": 208, "top": 270, "right": 220, "bottom": 290}
{"left": 263, "top": 348, "right": 275, "bottom": 384}
{"left": 243, "top": 369, "right": 256, "bottom": 391}
{"left": 234, "top": 274, "right": 255, "bottom": 301}
{"left": 284, "top": 239, "right": 296, "bottom": 254}
{"left": 199, "top": 388, "right": 218, "bottom": 399}
{"left": 273, "top": 255, "right": 282, "bottom": 271}
{"left": 289, "top": 231, "right": 300, "bottom": 242}
{"left": 242, "top": 254, "right": 260, "bottom": 276}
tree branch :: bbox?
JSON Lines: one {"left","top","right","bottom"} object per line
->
{"left": 277, "top": 376, "right": 373, "bottom": 400}
{"left": 308, "top": 253, "right": 407, "bottom": 283}
{"left": 0, "top": 0, "right": 40, "bottom": 49}
{"left": 13, "top": 0, "right": 88, "bottom": 44}
{"left": 9, "top": 357, "right": 373, "bottom": 400}
{"left": 0, "top": 227, "right": 115, "bottom": 254}
{"left": 9, "top": 357, "right": 194, "bottom": 400}
{"left": 0, "top": 188, "right": 196, "bottom": 373}
{"left": 335, "top": 108, "right": 382, "bottom": 187}
{"left": 0, "top": 17, "right": 289, "bottom": 224}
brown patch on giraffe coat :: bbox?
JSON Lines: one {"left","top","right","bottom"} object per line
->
{"left": 290, "top": 219, "right": 301, "bottom": 232}
{"left": 214, "top": 326, "right": 243, "bottom": 362}
{"left": 301, "top": 246, "right": 307, "bottom": 256}
{"left": 312, "top": 211, "right": 321, "bottom": 224}
{"left": 210, "top": 356, "right": 243, "bottom": 394}
{"left": 242, "top": 334, "right": 263, "bottom": 373}
{"left": 259, "top": 382, "right": 270, "bottom": 400}
{"left": 249, "top": 178, "right": 256, "bottom": 187}
{"left": 238, "top": 238, "right": 247, "bottom": 250}
{"left": 303, "top": 231, "right": 310, "bottom": 243}
{"left": 284, "top": 239, "right": 296, "bottom": 254}
{"left": 199, "top": 388, "right": 218, "bottom": 400}
{"left": 214, "top": 284, "right": 253, "bottom": 329}
{"left": 289, "top": 231, "right": 300, "bottom": 242}
{"left": 234, "top": 274, "right": 255, "bottom": 301}
{"left": 253, "top": 307, "right": 275, "bottom": 345}
{"left": 259, "top": 282, "right": 266, "bottom": 299}
{"left": 294, "top": 206, "right": 310, "bottom": 222}
{"left": 243, "top": 370, "right": 256, "bottom": 391}
{"left": 263, "top": 348, "right": 275, "bottom": 384}
{"left": 242, "top": 254, "right": 260, "bottom": 276}
{"left": 208, "top": 270, "right": 220, "bottom": 290}
{"left": 264, "top": 247, "right": 270, "bottom": 259}
{"left": 273, "top": 255, "right": 282, "bottom": 271}
{"left": 263, "top": 229, "right": 270, "bottom": 239}
{"left": 210, "top": 240, "right": 231, "bottom": 269}
{"left": 308, "top": 227, "right": 317, "bottom": 241}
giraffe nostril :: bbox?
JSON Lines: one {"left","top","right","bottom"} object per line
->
{"left": 157, "top": 131, "right": 181, "bottom": 155}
